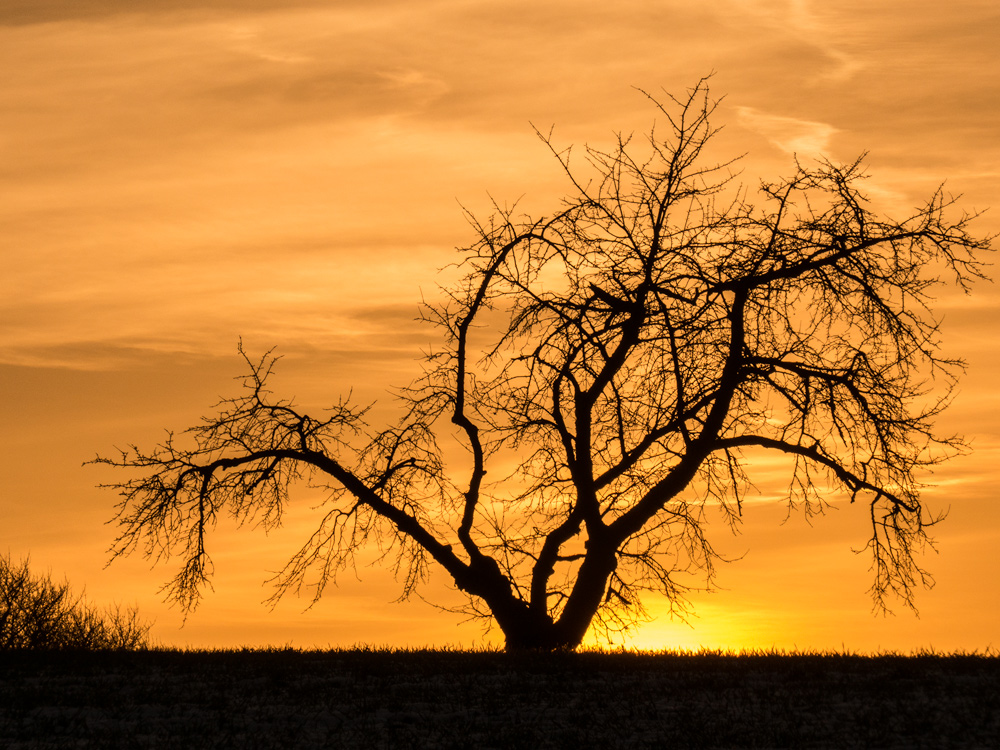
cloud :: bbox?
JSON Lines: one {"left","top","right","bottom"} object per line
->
{"left": 0, "top": 0, "right": 339, "bottom": 26}
{"left": 2, "top": 0, "right": 995, "bottom": 372}
{"left": 735, "top": 106, "right": 838, "bottom": 157}
{"left": 717, "top": 0, "right": 864, "bottom": 83}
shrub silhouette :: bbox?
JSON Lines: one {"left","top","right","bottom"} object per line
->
{"left": 0, "top": 552, "right": 151, "bottom": 650}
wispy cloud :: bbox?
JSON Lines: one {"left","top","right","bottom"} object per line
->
{"left": 719, "top": 0, "right": 864, "bottom": 83}
{"left": 735, "top": 106, "right": 838, "bottom": 157}
{"left": 0, "top": 0, "right": 338, "bottom": 26}
{"left": 223, "top": 24, "right": 312, "bottom": 64}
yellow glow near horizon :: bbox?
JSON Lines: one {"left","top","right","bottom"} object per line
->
{"left": 2, "top": 1, "right": 999, "bottom": 652}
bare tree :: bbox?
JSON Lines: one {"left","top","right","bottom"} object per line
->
{"left": 96, "top": 80, "right": 991, "bottom": 650}
{"left": 0, "top": 553, "right": 152, "bottom": 650}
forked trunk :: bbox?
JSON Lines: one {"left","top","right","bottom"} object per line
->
{"left": 494, "top": 548, "right": 618, "bottom": 652}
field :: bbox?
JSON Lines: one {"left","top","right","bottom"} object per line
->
{"left": 1, "top": 648, "right": 998, "bottom": 748}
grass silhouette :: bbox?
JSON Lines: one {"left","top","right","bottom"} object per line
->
{"left": 2, "top": 646, "right": 996, "bottom": 747}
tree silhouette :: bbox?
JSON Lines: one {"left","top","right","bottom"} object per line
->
{"left": 96, "top": 80, "right": 991, "bottom": 650}
{"left": 0, "top": 553, "right": 151, "bottom": 650}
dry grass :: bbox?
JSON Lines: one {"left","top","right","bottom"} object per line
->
{"left": 1, "top": 647, "right": 997, "bottom": 748}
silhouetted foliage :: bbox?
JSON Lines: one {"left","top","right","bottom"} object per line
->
{"left": 96, "top": 79, "right": 991, "bottom": 650}
{"left": 0, "top": 552, "right": 151, "bottom": 650}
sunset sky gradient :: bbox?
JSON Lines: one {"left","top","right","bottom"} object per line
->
{"left": 2, "top": 0, "right": 998, "bottom": 651}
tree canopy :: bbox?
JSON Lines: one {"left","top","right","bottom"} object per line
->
{"left": 97, "top": 80, "right": 991, "bottom": 650}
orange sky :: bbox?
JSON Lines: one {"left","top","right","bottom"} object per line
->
{"left": 2, "top": 1, "right": 998, "bottom": 652}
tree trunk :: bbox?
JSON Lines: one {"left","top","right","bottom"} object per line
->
{"left": 501, "top": 618, "right": 568, "bottom": 651}
{"left": 494, "top": 547, "right": 618, "bottom": 651}
{"left": 552, "top": 545, "right": 618, "bottom": 649}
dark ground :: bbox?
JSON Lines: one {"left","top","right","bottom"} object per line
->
{"left": 1, "top": 648, "right": 998, "bottom": 748}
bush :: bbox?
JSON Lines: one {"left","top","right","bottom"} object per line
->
{"left": 0, "top": 552, "right": 152, "bottom": 650}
